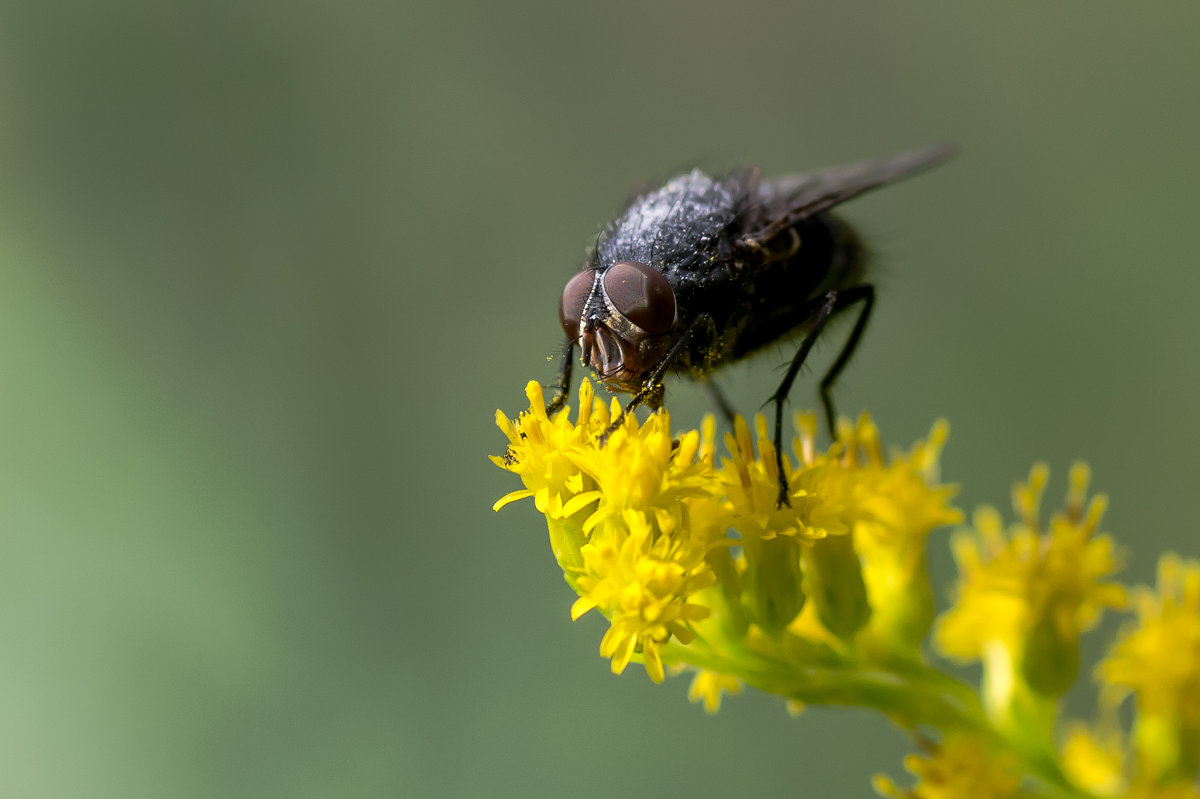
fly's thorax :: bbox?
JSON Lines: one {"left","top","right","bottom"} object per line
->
{"left": 559, "top": 261, "right": 678, "bottom": 391}
{"left": 596, "top": 169, "right": 742, "bottom": 274}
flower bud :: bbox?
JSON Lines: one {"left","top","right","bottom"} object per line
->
{"left": 803, "top": 532, "right": 870, "bottom": 641}
{"left": 744, "top": 535, "right": 806, "bottom": 635}
{"left": 1020, "top": 612, "right": 1079, "bottom": 697}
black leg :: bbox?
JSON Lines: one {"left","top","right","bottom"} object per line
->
{"left": 769, "top": 293, "right": 839, "bottom": 506}
{"left": 599, "top": 313, "right": 712, "bottom": 443}
{"left": 767, "top": 285, "right": 875, "bottom": 506}
{"left": 818, "top": 285, "right": 874, "bottom": 435}
{"left": 702, "top": 379, "right": 738, "bottom": 427}
{"left": 545, "top": 337, "right": 575, "bottom": 416}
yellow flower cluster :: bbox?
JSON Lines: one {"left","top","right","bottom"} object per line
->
{"left": 493, "top": 380, "right": 725, "bottom": 682}
{"left": 492, "top": 379, "right": 959, "bottom": 687}
{"left": 1076, "top": 555, "right": 1200, "bottom": 796}
{"left": 492, "top": 380, "right": 1200, "bottom": 799}
{"left": 936, "top": 463, "right": 1126, "bottom": 714}
{"left": 1099, "top": 555, "right": 1200, "bottom": 727}
{"left": 926, "top": 463, "right": 1200, "bottom": 798}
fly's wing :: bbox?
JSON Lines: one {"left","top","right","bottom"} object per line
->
{"left": 743, "top": 142, "right": 958, "bottom": 245}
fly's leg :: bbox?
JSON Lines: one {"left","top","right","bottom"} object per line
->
{"left": 599, "top": 313, "right": 712, "bottom": 444}
{"left": 702, "top": 379, "right": 737, "bottom": 427}
{"left": 545, "top": 337, "right": 575, "bottom": 416}
{"left": 768, "top": 285, "right": 876, "bottom": 506}
{"left": 818, "top": 285, "right": 874, "bottom": 435}
{"left": 769, "top": 293, "right": 839, "bottom": 507}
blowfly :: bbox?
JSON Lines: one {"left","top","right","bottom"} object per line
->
{"left": 548, "top": 143, "right": 957, "bottom": 505}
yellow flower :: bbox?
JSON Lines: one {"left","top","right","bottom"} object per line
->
{"left": 815, "top": 413, "right": 962, "bottom": 649}
{"left": 1097, "top": 554, "right": 1200, "bottom": 785}
{"left": 686, "top": 668, "right": 744, "bottom": 714}
{"left": 567, "top": 408, "right": 718, "bottom": 538}
{"left": 571, "top": 511, "right": 716, "bottom": 683}
{"left": 874, "top": 734, "right": 1022, "bottom": 799}
{"left": 1062, "top": 722, "right": 1127, "bottom": 797}
{"left": 718, "top": 414, "right": 846, "bottom": 542}
{"left": 936, "top": 464, "right": 1125, "bottom": 696}
{"left": 494, "top": 381, "right": 728, "bottom": 681}
{"left": 491, "top": 380, "right": 610, "bottom": 518}
{"left": 495, "top": 381, "right": 956, "bottom": 688}
{"left": 1099, "top": 554, "right": 1200, "bottom": 723}
{"left": 834, "top": 415, "right": 961, "bottom": 578}
{"left": 494, "top": 381, "right": 1200, "bottom": 796}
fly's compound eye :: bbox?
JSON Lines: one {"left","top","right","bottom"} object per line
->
{"left": 559, "top": 269, "right": 597, "bottom": 340}
{"left": 602, "top": 261, "right": 677, "bottom": 334}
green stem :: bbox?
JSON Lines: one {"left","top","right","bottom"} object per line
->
{"left": 678, "top": 644, "right": 984, "bottom": 729}
{"left": 666, "top": 643, "right": 1093, "bottom": 799}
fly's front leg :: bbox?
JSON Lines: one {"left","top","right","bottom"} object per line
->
{"left": 599, "top": 313, "right": 712, "bottom": 444}
{"left": 545, "top": 336, "right": 575, "bottom": 416}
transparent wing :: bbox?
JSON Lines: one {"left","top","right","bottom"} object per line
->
{"left": 745, "top": 142, "right": 958, "bottom": 243}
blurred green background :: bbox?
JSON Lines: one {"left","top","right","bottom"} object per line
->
{"left": 0, "top": 2, "right": 1197, "bottom": 797}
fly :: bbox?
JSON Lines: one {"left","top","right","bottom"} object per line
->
{"left": 547, "top": 143, "right": 957, "bottom": 505}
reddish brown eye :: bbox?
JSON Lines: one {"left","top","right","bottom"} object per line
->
{"left": 602, "top": 261, "right": 677, "bottom": 334}
{"left": 559, "top": 269, "right": 596, "bottom": 339}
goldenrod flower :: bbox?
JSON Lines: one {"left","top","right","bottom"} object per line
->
{"left": 494, "top": 380, "right": 729, "bottom": 680}
{"left": 719, "top": 413, "right": 850, "bottom": 634}
{"left": 1062, "top": 723, "right": 1126, "bottom": 797}
{"left": 495, "top": 379, "right": 1200, "bottom": 797}
{"left": 685, "top": 668, "right": 744, "bottom": 714}
{"left": 1097, "top": 554, "right": 1200, "bottom": 785}
{"left": 491, "top": 382, "right": 1200, "bottom": 798}
{"left": 874, "top": 734, "right": 1023, "bottom": 799}
{"left": 718, "top": 413, "right": 846, "bottom": 542}
{"left": 494, "top": 380, "right": 961, "bottom": 686}
{"left": 491, "top": 380, "right": 609, "bottom": 519}
{"left": 1099, "top": 554, "right": 1200, "bottom": 723}
{"left": 936, "top": 464, "right": 1125, "bottom": 700}
{"left": 568, "top": 410, "right": 718, "bottom": 538}
{"left": 571, "top": 511, "right": 716, "bottom": 683}
{"left": 816, "top": 413, "right": 962, "bottom": 650}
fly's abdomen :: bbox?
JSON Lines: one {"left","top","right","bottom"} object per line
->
{"left": 719, "top": 214, "right": 867, "bottom": 363}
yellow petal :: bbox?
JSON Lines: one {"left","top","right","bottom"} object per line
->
{"left": 492, "top": 489, "right": 534, "bottom": 512}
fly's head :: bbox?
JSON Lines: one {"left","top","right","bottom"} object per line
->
{"left": 559, "top": 261, "right": 678, "bottom": 392}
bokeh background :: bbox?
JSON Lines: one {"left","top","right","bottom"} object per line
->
{"left": 1, "top": 2, "right": 1197, "bottom": 797}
